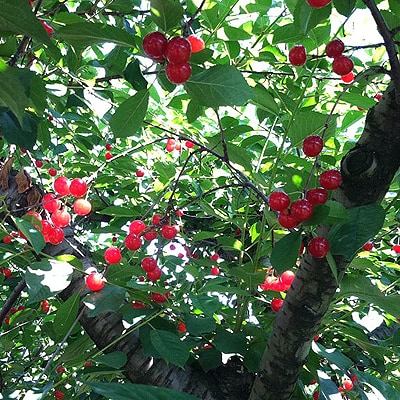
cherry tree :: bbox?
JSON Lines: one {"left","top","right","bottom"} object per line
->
{"left": 1, "top": 0, "right": 400, "bottom": 399}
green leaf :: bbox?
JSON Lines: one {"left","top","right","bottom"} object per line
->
{"left": 340, "top": 92, "right": 376, "bottom": 110}
{"left": 84, "top": 285, "right": 126, "bottom": 317}
{"left": 185, "top": 65, "right": 254, "bottom": 108}
{"left": 0, "top": 0, "right": 60, "bottom": 60}
{"left": 57, "top": 22, "right": 137, "bottom": 50}
{"left": 87, "top": 382, "right": 199, "bottom": 400}
{"left": 150, "top": 0, "right": 184, "bottom": 32}
{"left": 355, "top": 370, "right": 400, "bottom": 398}
{"left": 287, "top": 111, "right": 337, "bottom": 146}
{"left": 123, "top": 59, "right": 148, "bottom": 91}
{"left": 198, "top": 348, "right": 222, "bottom": 372}
{"left": 251, "top": 84, "right": 280, "bottom": 116}
{"left": 150, "top": 330, "right": 190, "bottom": 368}
{"left": 317, "top": 370, "right": 342, "bottom": 400}
{"left": 213, "top": 330, "right": 247, "bottom": 355}
{"left": 185, "top": 315, "right": 216, "bottom": 336}
{"left": 339, "top": 275, "right": 400, "bottom": 317}
{"left": 14, "top": 217, "right": 45, "bottom": 254}
{"left": 189, "top": 294, "right": 221, "bottom": 316}
{"left": 312, "top": 342, "right": 353, "bottom": 370}
{"left": 333, "top": 0, "right": 356, "bottom": 17}
{"left": 53, "top": 293, "right": 80, "bottom": 340}
{"left": 0, "top": 69, "right": 29, "bottom": 124}
{"left": 270, "top": 232, "right": 302, "bottom": 274}
{"left": 294, "top": 1, "right": 332, "bottom": 34}
{"left": 0, "top": 110, "right": 38, "bottom": 149}
{"left": 25, "top": 260, "right": 74, "bottom": 303}
{"left": 328, "top": 204, "right": 385, "bottom": 259}
{"left": 110, "top": 91, "right": 149, "bottom": 138}
{"left": 96, "top": 351, "right": 127, "bottom": 368}
{"left": 272, "top": 24, "right": 305, "bottom": 44}
{"left": 98, "top": 206, "right": 138, "bottom": 217}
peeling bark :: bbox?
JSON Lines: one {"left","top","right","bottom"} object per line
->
{"left": 249, "top": 81, "right": 400, "bottom": 399}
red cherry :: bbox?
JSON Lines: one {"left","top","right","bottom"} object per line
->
{"left": 3, "top": 235, "right": 12, "bottom": 244}
{"left": 166, "top": 138, "right": 176, "bottom": 152}
{"left": 177, "top": 322, "right": 187, "bottom": 332}
{"left": 40, "top": 20, "right": 54, "bottom": 36}
{"left": 269, "top": 191, "right": 290, "bottom": 212}
{"left": 288, "top": 45, "right": 306, "bottom": 66}
{"left": 43, "top": 193, "right": 61, "bottom": 213}
{"left": 144, "top": 229, "right": 158, "bottom": 241}
{"left": 35, "top": 159, "right": 43, "bottom": 168}
{"left": 51, "top": 209, "right": 71, "bottom": 228}
{"left": 165, "top": 62, "right": 192, "bottom": 84}
{"left": 141, "top": 257, "right": 157, "bottom": 272}
{"left": 147, "top": 267, "right": 162, "bottom": 281}
{"left": 185, "top": 140, "right": 195, "bottom": 149}
{"left": 161, "top": 224, "right": 178, "bottom": 240}
{"left": 73, "top": 199, "right": 92, "bottom": 216}
{"left": 84, "top": 361, "right": 93, "bottom": 367}
{"left": 306, "top": 0, "right": 331, "bottom": 7}
{"left": 48, "top": 227, "right": 64, "bottom": 245}
{"left": 280, "top": 270, "right": 295, "bottom": 286}
{"left": 132, "top": 300, "right": 146, "bottom": 308}
{"left": 86, "top": 272, "right": 105, "bottom": 291}
{"left": 290, "top": 199, "right": 314, "bottom": 222}
{"left": 105, "top": 152, "right": 113, "bottom": 160}
{"left": 105, "top": 143, "right": 113, "bottom": 151}
{"left": 54, "top": 390, "right": 65, "bottom": 400}
{"left": 152, "top": 214, "right": 163, "bottom": 225}
{"left": 211, "top": 266, "right": 220, "bottom": 275}
{"left": 342, "top": 380, "right": 354, "bottom": 391}
{"left": 278, "top": 211, "right": 298, "bottom": 229}
{"left": 69, "top": 178, "right": 87, "bottom": 198}
{"left": 325, "top": 39, "right": 344, "bottom": 58}
{"left": 362, "top": 241, "right": 374, "bottom": 251}
{"left": 175, "top": 209, "right": 183, "bottom": 217}
{"left": 188, "top": 35, "right": 205, "bottom": 53}
{"left": 152, "top": 292, "right": 168, "bottom": 302}
{"left": 302, "top": 135, "right": 323, "bottom": 157}
{"left": 136, "top": 169, "right": 145, "bottom": 177}
{"left": 392, "top": 244, "right": 400, "bottom": 253}
{"left": 125, "top": 234, "right": 142, "bottom": 251}
{"left": 49, "top": 168, "right": 57, "bottom": 177}
{"left": 332, "top": 55, "right": 354, "bottom": 76}
{"left": 54, "top": 176, "right": 71, "bottom": 196}
{"left": 3, "top": 268, "right": 12, "bottom": 278}
{"left": 313, "top": 391, "right": 320, "bottom": 400}
{"left": 129, "top": 220, "right": 146, "bottom": 235}
{"left": 165, "top": 37, "right": 191, "bottom": 64}
{"left": 175, "top": 142, "right": 181, "bottom": 151}
{"left": 56, "top": 365, "right": 65, "bottom": 374}
{"left": 210, "top": 253, "right": 219, "bottom": 261}
{"left": 374, "top": 93, "right": 383, "bottom": 101}
{"left": 104, "top": 246, "right": 122, "bottom": 264}
{"left": 41, "top": 220, "right": 53, "bottom": 241}
{"left": 341, "top": 71, "right": 354, "bottom": 83}
{"left": 41, "top": 299, "right": 50, "bottom": 313}
{"left": 306, "top": 188, "right": 328, "bottom": 205}
{"left": 319, "top": 170, "right": 342, "bottom": 190}
{"left": 143, "top": 32, "right": 168, "bottom": 61}
{"left": 269, "top": 278, "right": 287, "bottom": 292}
{"left": 308, "top": 237, "right": 330, "bottom": 258}
{"left": 271, "top": 298, "right": 284, "bottom": 312}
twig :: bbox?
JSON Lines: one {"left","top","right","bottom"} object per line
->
{"left": 363, "top": 0, "right": 400, "bottom": 103}
{"left": 0, "top": 279, "right": 27, "bottom": 324}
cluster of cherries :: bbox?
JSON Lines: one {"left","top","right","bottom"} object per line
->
{"left": 166, "top": 138, "right": 195, "bottom": 152}
{"left": 142, "top": 31, "right": 205, "bottom": 84}
{"left": 268, "top": 134, "right": 342, "bottom": 260}
{"left": 289, "top": 37, "right": 354, "bottom": 82}
{"left": 85, "top": 214, "right": 180, "bottom": 292}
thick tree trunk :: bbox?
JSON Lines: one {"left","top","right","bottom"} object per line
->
{"left": 249, "top": 81, "right": 400, "bottom": 399}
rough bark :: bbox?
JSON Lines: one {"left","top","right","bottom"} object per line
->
{"left": 249, "top": 81, "right": 400, "bottom": 399}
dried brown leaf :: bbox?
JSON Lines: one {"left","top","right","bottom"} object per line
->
{"left": 0, "top": 157, "right": 14, "bottom": 189}
{"left": 16, "top": 169, "right": 32, "bottom": 193}
{"left": 27, "top": 187, "right": 42, "bottom": 208}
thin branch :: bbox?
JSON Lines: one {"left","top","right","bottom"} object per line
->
{"left": 0, "top": 279, "right": 27, "bottom": 324}
{"left": 363, "top": 0, "right": 400, "bottom": 102}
